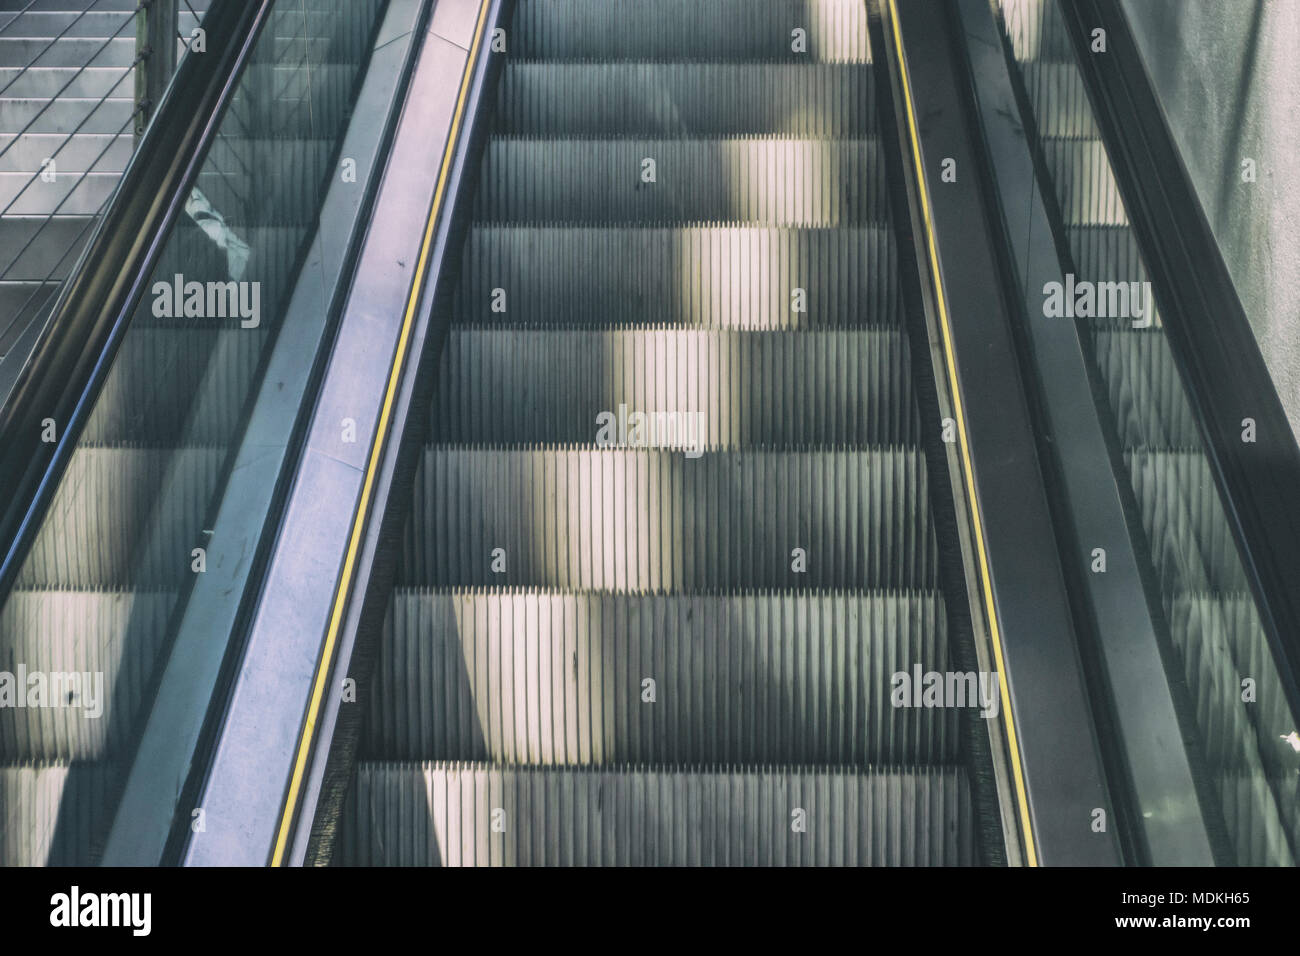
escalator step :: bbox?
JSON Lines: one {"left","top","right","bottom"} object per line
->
{"left": 398, "top": 447, "right": 938, "bottom": 590}
{"left": 1091, "top": 327, "right": 1197, "bottom": 450}
{"left": 313, "top": 0, "right": 992, "bottom": 867}
{"left": 1066, "top": 225, "right": 1150, "bottom": 286}
{"left": 450, "top": 224, "right": 901, "bottom": 328}
{"left": 1066, "top": 225, "right": 1163, "bottom": 329}
{"left": 1125, "top": 449, "right": 1250, "bottom": 593}
{"left": 432, "top": 327, "right": 920, "bottom": 446}
{"left": 335, "top": 761, "right": 974, "bottom": 866}
{"left": 197, "top": 139, "right": 337, "bottom": 220}
{"left": 998, "top": 0, "right": 1075, "bottom": 64}
{"left": 0, "top": 589, "right": 175, "bottom": 759}
{"left": 82, "top": 326, "right": 269, "bottom": 447}
{"left": 1014, "top": 61, "right": 1098, "bottom": 139}
{"left": 362, "top": 588, "right": 957, "bottom": 765}
{"left": 495, "top": 62, "right": 877, "bottom": 136}
{"left": 1216, "top": 769, "right": 1298, "bottom": 867}
{"left": 1168, "top": 590, "right": 1298, "bottom": 836}
{"left": 17, "top": 445, "right": 225, "bottom": 590}
{"left": 224, "top": 65, "right": 367, "bottom": 137}
{"left": 510, "top": 0, "right": 872, "bottom": 63}
{"left": 1169, "top": 592, "right": 1291, "bottom": 767}
{"left": 1040, "top": 138, "right": 1127, "bottom": 226}
{"left": 471, "top": 138, "right": 886, "bottom": 224}
{"left": 0, "top": 762, "right": 115, "bottom": 867}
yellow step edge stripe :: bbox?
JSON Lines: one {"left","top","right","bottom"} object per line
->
{"left": 269, "top": 0, "right": 492, "bottom": 867}
{"left": 886, "top": 0, "right": 1039, "bottom": 866}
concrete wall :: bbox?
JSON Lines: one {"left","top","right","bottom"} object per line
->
{"left": 1120, "top": 0, "right": 1300, "bottom": 440}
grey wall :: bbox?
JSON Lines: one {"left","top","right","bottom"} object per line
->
{"left": 1120, "top": 0, "right": 1300, "bottom": 440}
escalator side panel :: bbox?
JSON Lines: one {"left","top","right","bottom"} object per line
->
{"left": 1000, "top": 0, "right": 1300, "bottom": 867}
{"left": 182, "top": 0, "right": 502, "bottom": 867}
{"left": 950, "top": 0, "right": 1219, "bottom": 865}
{"left": 885, "top": 0, "right": 1120, "bottom": 865}
{"left": 100, "top": 0, "right": 423, "bottom": 866}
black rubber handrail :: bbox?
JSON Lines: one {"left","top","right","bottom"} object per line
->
{"left": 1059, "top": 0, "right": 1300, "bottom": 722}
{"left": 0, "top": 0, "right": 273, "bottom": 596}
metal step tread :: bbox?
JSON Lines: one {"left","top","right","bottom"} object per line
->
{"left": 431, "top": 326, "right": 920, "bottom": 446}
{"left": 0, "top": 760, "right": 116, "bottom": 867}
{"left": 363, "top": 587, "right": 958, "bottom": 765}
{"left": 334, "top": 761, "right": 975, "bottom": 866}
{"left": 493, "top": 61, "right": 878, "bottom": 136}
{"left": 471, "top": 137, "right": 887, "bottom": 225}
{"left": 509, "top": 0, "right": 873, "bottom": 64}
{"left": 396, "top": 445, "right": 938, "bottom": 591}
{"left": 0, "top": 587, "right": 178, "bottom": 760}
{"left": 450, "top": 223, "right": 901, "bottom": 327}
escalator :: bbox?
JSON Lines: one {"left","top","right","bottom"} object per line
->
{"left": 995, "top": 0, "right": 1300, "bottom": 865}
{"left": 325, "top": 0, "right": 999, "bottom": 867}
{"left": 1, "top": 0, "right": 1298, "bottom": 870}
{"left": 0, "top": 0, "right": 387, "bottom": 866}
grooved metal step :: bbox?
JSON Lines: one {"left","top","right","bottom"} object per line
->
{"left": 146, "top": 221, "right": 313, "bottom": 325}
{"left": 510, "top": 0, "right": 872, "bottom": 63}
{"left": 363, "top": 589, "right": 957, "bottom": 765}
{"left": 0, "top": 762, "right": 115, "bottom": 867}
{"left": 470, "top": 138, "right": 887, "bottom": 224}
{"left": 1169, "top": 589, "right": 1298, "bottom": 865}
{"left": 1015, "top": 61, "right": 1098, "bottom": 139}
{"left": 1125, "top": 449, "right": 1250, "bottom": 593}
{"left": 15, "top": 444, "right": 225, "bottom": 590}
{"left": 0, "top": 589, "right": 176, "bottom": 759}
{"left": 335, "top": 762, "right": 975, "bottom": 866}
{"left": 998, "top": 0, "right": 1076, "bottom": 63}
{"left": 1066, "top": 225, "right": 1163, "bottom": 328}
{"left": 194, "top": 138, "right": 340, "bottom": 221}
{"left": 449, "top": 224, "right": 901, "bottom": 328}
{"left": 1091, "top": 327, "right": 1195, "bottom": 450}
{"left": 1040, "top": 138, "right": 1127, "bottom": 226}
{"left": 432, "top": 327, "right": 921, "bottom": 446}
{"left": 494, "top": 62, "right": 878, "bottom": 136}
{"left": 220, "top": 64, "right": 366, "bottom": 136}
{"left": 396, "top": 447, "right": 938, "bottom": 591}
{"left": 81, "top": 324, "right": 270, "bottom": 446}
